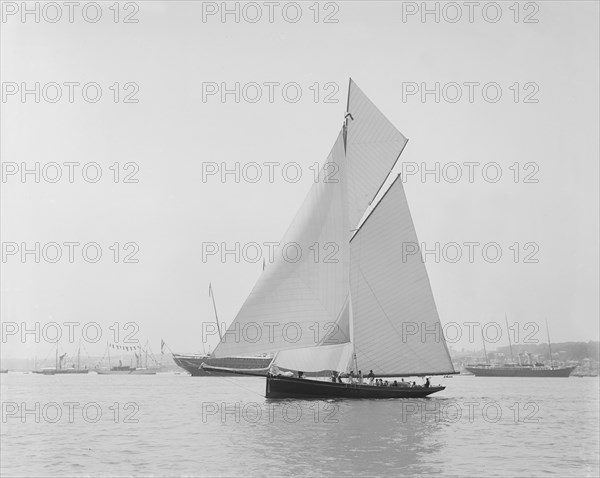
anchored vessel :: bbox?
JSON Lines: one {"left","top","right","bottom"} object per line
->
{"left": 172, "top": 353, "right": 272, "bottom": 376}
{"left": 171, "top": 284, "right": 273, "bottom": 376}
{"left": 204, "top": 79, "right": 456, "bottom": 398}
{"left": 466, "top": 319, "right": 576, "bottom": 378}
{"left": 96, "top": 365, "right": 157, "bottom": 375}
{"left": 32, "top": 347, "right": 89, "bottom": 375}
{"left": 95, "top": 342, "right": 160, "bottom": 375}
{"left": 464, "top": 364, "right": 576, "bottom": 377}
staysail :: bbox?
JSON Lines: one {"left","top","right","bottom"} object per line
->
{"left": 213, "top": 131, "right": 351, "bottom": 358}
{"left": 350, "top": 175, "right": 455, "bottom": 375}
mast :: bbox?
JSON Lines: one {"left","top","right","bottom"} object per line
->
{"left": 107, "top": 342, "right": 111, "bottom": 368}
{"left": 349, "top": 293, "right": 357, "bottom": 373}
{"left": 55, "top": 346, "right": 58, "bottom": 370}
{"left": 505, "top": 314, "right": 515, "bottom": 365}
{"left": 145, "top": 341, "right": 148, "bottom": 368}
{"left": 211, "top": 80, "right": 452, "bottom": 376}
{"left": 209, "top": 283, "right": 222, "bottom": 342}
{"left": 481, "top": 329, "right": 489, "bottom": 365}
{"left": 546, "top": 320, "right": 554, "bottom": 369}
{"left": 345, "top": 108, "right": 355, "bottom": 374}
{"left": 77, "top": 345, "right": 80, "bottom": 370}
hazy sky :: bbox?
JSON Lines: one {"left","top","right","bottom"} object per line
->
{"left": 1, "top": 1, "right": 598, "bottom": 360}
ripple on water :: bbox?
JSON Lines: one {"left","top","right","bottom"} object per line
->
{"left": 1, "top": 375, "right": 598, "bottom": 477}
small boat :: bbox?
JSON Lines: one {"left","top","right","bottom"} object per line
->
{"left": 0, "top": 369, "right": 8, "bottom": 374}
{"left": 572, "top": 371, "right": 599, "bottom": 378}
{"left": 96, "top": 364, "right": 157, "bottom": 375}
{"left": 202, "top": 79, "right": 457, "bottom": 398}
{"left": 33, "top": 368, "right": 89, "bottom": 375}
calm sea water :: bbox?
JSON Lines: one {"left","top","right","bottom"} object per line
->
{"left": 1, "top": 373, "right": 598, "bottom": 477}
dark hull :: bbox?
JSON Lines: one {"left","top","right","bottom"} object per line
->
{"left": 172, "top": 354, "right": 272, "bottom": 376}
{"left": 465, "top": 365, "right": 576, "bottom": 377}
{"left": 32, "top": 369, "right": 89, "bottom": 375}
{"left": 266, "top": 375, "right": 445, "bottom": 399}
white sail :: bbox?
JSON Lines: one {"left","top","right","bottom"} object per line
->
{"left": 213, "top": 80, "right": 454, "bottom": 378}
{"left": 274, "top": 343, "right": 354, "bottom": 374}
{"left": 345, "top": 79, "right": 408, "bottom": 230}
{"left": 350, "top": 176, "right": 455, "bottom": 376}
{"left": 213, "top": 131, "right": 351, "bottom": 358}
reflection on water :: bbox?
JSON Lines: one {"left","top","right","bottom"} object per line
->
{"left": 1, "top": 374, "right": 598, "bottom": 477}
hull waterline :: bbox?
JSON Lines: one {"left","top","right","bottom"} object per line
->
{"left": 96, "top": 368, "right": 157, "bottom": 375}
{"left": 266, "top": 375, "right": 445, "bottom": 399}
{"left": 172, "top": 354, "right": 272, "bottom": 376}
{"left": 464, "top": 365, "right": 576, "bottom": 377}
{"left": 32, "top": 369, "right": 89, "bottom": 375}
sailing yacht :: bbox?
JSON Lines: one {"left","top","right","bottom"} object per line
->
{"left": 203, "top": 79, "right": 456, "bottom": 398}
{"left": 172, "top": 284, "right": 273, "bottom": 376}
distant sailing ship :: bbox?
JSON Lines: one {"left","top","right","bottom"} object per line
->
{"left": 96, "top": 341, "right": 160, "bottom": 375}
{"left": 465, "top": 319, "right": 576, "bottom": 378}
{"left": 32, "top": 346, "right": 89, "bottom": 375}
{"left": 203, "top": 79, "right": 456, "bottom": 398}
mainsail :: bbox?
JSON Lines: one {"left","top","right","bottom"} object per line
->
{"left": 213, "top": 79, "right": 454, "bottom": 377}
{"left": 213, "top": 131, "right": 351, "bottom": 358}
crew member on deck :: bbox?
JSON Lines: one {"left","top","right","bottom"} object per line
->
{"left": 424, "top": 377, "right": 430, "bottom": 388}
{"left": 367, "top": 370, "right": 375, "bottom": 383}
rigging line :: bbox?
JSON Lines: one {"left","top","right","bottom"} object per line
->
{"left": 80, "top": 341, "right": 94, "bottom": 361}
{"left": 348, "top": 226, "right": 385, "bottom": 374}
{"left": 356, "top": 266, "right": 445, "bottom": 371}
{"left": 145, "top": 343, "right": 161, "bottom": 366}
{"left": 346, "top": 340, "right": 388, "bottom": 374}
{"left": 318, "top": 293, "right": 352, "bottom": 346}
{"left": 350, "top": 242, "right": 406, "bottom": 373}
{"left": 350, "top": 193, "right": 449, "bottom": 372}
{"left": 38, "top": 346, "right": 53, "bottom": 367}
{"left": 210, "top": 375, "right": 266, "bottom": 399}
